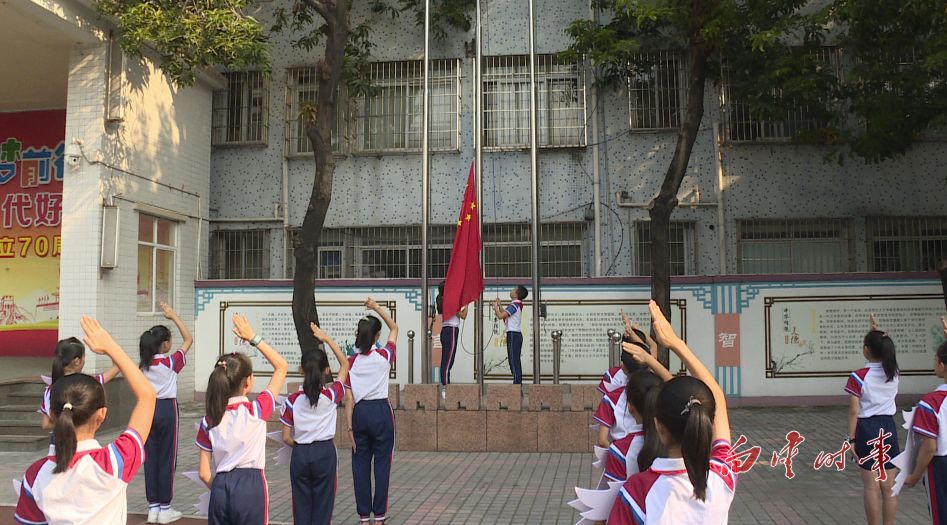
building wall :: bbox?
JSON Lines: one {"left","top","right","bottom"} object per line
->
{"left": 56, "top": 4, "right": 214, "bottom": 397}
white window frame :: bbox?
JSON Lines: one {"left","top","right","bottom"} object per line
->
{"left": 866, "top": 216, "right": 947, "bottom": 272}
{"left": 483, "top": 54, "right": 587, "bottom": 150}
{"left": 628, "top": 51, "right": 687, "bottom": 131}
{"left": 210, "top": 229, "right": 271, "bottom": 279}
{"left": 737, "top": 218, "right": 853, "bottom": 274}
{"left": 137, "top": 214, "right": 176, "bottom": 315}
{"left": 635, "top": 221, "right": 697, "bottom": 276}
{"left": 213, "top": 71, "right": 269, "bottom": 146}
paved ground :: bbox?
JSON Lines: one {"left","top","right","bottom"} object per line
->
{"left": 0, "top": 403, "right": 932, "bottom": 524}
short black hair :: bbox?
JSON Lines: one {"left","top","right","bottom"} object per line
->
{"left": 515, "top": 285, "right": 528, "bottom": 300}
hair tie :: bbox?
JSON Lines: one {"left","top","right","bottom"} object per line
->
{"left": 216, "top": 360, "right": 227, "bottom": 370}
{"left": 62, "top": 402, "right": 74, "bottom": 411}
{"left": 361, "top": 316, "right": 371, "bottom": 323}
{"left": 680, "top": 396, "right": 702, "bottom": 416}
{"left": 883, "top": 331, "right": 890, "bottom": 338}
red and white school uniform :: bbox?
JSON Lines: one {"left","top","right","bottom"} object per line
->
{"left": 608, "top": 439, "right": 737, "bottom": 525}
{"left": 844, "top": 362, "right": 900, "bottom": 471}
{"left": 281, "top": 381, "right": 346, "bottom": 525}
{"left": 595, "top": 387, "right": 638, "bottom": 442}
{"left": 598, "top": 366, "right": 628, "bottom": 395}
{"left": 912, "top": 384, "right": 947, "bottom": 525}
{"left": 142, "top": 349, "right": 186, "bottom": 510}
{"left": 346, "top": 343, "right": 396, "bottom": 522}
{"left": 196, "top": 389, "right": 276, "bottom": 525}
{"left": 603, "top": 424, "right": 645, "bottom": 483}
{"left": 14, "top": 429, "right": 145, "bottom": 525}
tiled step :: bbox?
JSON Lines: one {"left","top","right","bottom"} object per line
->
{"left": 0, "top": 420, "right": 48, "bottom": 436}
{"left": 0, "top": 434, "right": 50, "bottom": 453}
{"left": 0, "top": 405, "right": 42, "bottom": 425}
{"left": 6, "top": 391, "right": 44, "bottom": 407}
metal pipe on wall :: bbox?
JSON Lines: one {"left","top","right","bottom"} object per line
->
{"left": 713, "top": 122, "right": 728, "bottom": 275}
{"left": 420, "top": 0, "right": 432, "bottom": 383}
{"left": 527, "top": 0, "right": 542, "bottom": 384}
{"left": 474, "top": 0, "right": 485, "bottom": 391}
{"left": 588, "top": 0, "right": 603, "bottom": 277}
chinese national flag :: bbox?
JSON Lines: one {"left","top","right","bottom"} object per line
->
{"left": 441, "top": 161, "right": 484, "bottom": 320}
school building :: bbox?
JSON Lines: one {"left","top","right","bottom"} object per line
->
{"left": 1, "top": 0, "right": 946, "bottom": 452}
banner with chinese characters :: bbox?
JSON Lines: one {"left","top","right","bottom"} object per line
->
{"left": 0, "top": 110, "right": 65, "bottom": 356}
{"left": 765, "top": 295, "right": 946, "bottom": 377}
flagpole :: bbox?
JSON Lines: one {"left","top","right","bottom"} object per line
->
{"left": 421, "top": 0, "right": 431, "bottom": 384}
{"left": 474, "top": 0, "right": 484, "bottom": 391}
{"left": 527, "top": 0, "right": 542, "bottom": 384}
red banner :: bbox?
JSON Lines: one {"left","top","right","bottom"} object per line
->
{"left": 0, "top": 109, "right": 65, "bottom": 356}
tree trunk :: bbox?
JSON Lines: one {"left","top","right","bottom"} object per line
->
{"left": 939, "top": 259, "right": 947, "bottom": 311}
{"left": 292, "top": 2, "right": 351, "bottom": 355}
{"left": 649, "top": 42, "right": 710, "bottom": 368}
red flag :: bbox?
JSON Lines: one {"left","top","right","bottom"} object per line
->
{"left": 441, "top": 161, "right": 484, "bottom": 320}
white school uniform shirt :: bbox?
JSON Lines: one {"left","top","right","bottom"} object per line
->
{"left": 504, "top": 300, "right": 523, "bottom": 333}
{"left": 39, "top": 373, "right": 105, "bottom": 416}
{"left": 280, "top": 381, "right": 346, "bottom": 444}
{"left": 142, "top": 349, "right": 187, "bottom": 399}
{"left": 14, "top": 429, "right": 145, "bottom": 525}
{"left": 912, "top": 384, "right": 947, "bottom": 455}
{"left": 195, "top": 390, "right": 276, "bottom": 473}
{"left": 594, "top": 387, "right": 639, "bottom": 441}
{"left": 603, "top": 423, "right": 645, "bottom": 482}
{"left": 610, "top": 440, "right": 737, "bottom": 525}
{"left": 345, "top": 342, "right": 395, "bottom": 404}
{"left": 442, "top": 314, "right": 460, "bottom": 328}
{"left": 844, "top": 362, "right": 899, "bottom": 418}
{"left": 598, "top": 366, "right": 628, "bottom": 395}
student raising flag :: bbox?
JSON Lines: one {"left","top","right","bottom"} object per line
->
{"left": 441, "top": 161, "right": 484, "bottom": 321}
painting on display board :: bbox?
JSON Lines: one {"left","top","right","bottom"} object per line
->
{"left": 481, "top": 299, "right": 686, "bottom": 381}
{"left": 765, "top": 294, "right": 945, "bottom": 378}
{"left": 0, "top": 110, "right": 65, "bottom": 356}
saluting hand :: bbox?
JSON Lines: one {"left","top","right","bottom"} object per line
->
{"left": 232, "top": 314, "right": 256, "bottom": 341}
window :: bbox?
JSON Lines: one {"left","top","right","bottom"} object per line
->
{"left": 287, "top": 223, "right": 585, "bottom": 279}
{"left": 210, "top": 230, "right": 270, "bottom": 279}
{"left": 483, "top": 223, "right": 585, "bottom": 278}
{"left": 213, "top": 71, "right": 269, "bottom": 145}
{"left": 867, "top": 217, "right": 947, "bottom": 272}
{"left": 628, "top": 51, "right": 686, "bottom": 130}
{"left": 286, "top": 228, "right": 344, "bottom": 279}
{"left": 137, "top": 215, "right": 175, "bottom": 313}
{"left": 635, "top": 221, "right": 696, "bottom": 276}
{"left": 723, "top": 47, "right": 841, "bottom": 142}
{"left": 348, "top": 60, "right": 460, "bottom": 153}
{"left": 737, "top": 219, "right": 852, "bottom": 274}
{"left": 483, "top": 55, "right": 586, "bottom": 148}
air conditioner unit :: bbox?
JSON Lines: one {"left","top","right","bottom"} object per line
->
{"left": 101, "top": 205, "right": 120, "bottom": 268}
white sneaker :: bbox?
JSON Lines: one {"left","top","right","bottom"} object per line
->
{"left": 147, "top": 508, "right": 159, "bottom": 523}
{"left": 157, "top": 508, "right": 182, "bottom": 524}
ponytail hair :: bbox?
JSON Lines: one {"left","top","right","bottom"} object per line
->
{"left": 139, "top": 325, "right": 172, "bottom": 371}
{"left": 864, "top": 330, "right": 899, "bottom": 382}
{"left": 626, "top": 370, "right": 665, "bottom": 472}
{"left": 355, "top": 316, "right": 383, "bottom": 353}
{"left": 205, "top": 353, "right": 253, "bottom": 428}
{"left": 50, "top": 374, "right": 106, "bottom": 473}
{"left": 301, "top": 349, "right": 330, "bottom": 408}
{"left": 655, "top": 376, "right": 716, "bottom": 501}
{"left": 51, "top": 337, "right": 86, "bottom": 382}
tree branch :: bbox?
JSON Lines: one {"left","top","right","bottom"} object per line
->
{"left": 302, "top": 0, "right": 332, "bottom": 22}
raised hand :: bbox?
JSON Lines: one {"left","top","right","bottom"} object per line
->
{"left": 942, "top": 316, "right": 947, "bottom": 338}
{"left": 159, "top": 301, "right": 176, "bottom": 320}
{"left": 365, "top": 297, "right": 380, "bottom": 312}
{"left": 80, "top": 316, "right": 120, "bottom": 355}
{"left": 621, "top": 307, "right": 634, "bottom": 335}
{"left": 622, "top": 342, "right": 650, "bottom": 364}
{"left": 648, "top": 300, "right": 683, "bottom": 348}
{"left": 869, "top": 313, "right": 880, "bottom": 332}
{"left": 232, "top": 314, "right": 256, "bottom": 341}
{"left": 310, "top": 322, "right": 330, "bottom": 342}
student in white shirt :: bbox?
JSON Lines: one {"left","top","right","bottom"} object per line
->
{"left": 610, "top": 301, "right": 736, "bottom": 525}
{"left": 195, "top": 315, "right": 288, "bottom": 525}
{"left": 492, "top": 285, "right": 527, "bottom": 384}
{"left": 139, "top": 301, "right": 193, "bottom": 524}
{"left": 903, "top": 317, "right": 947, "bottom": 525}
{"left": 845, "top": 314, "right": 900, "bottom": 525}
{"left": 433, "top": 282, "right": 468, "bottom": 387}
{"left": 344, "top": 298, "right": 398, "bottom": 523}
{"left": 281, "top": 323, "right": 350, "bottom": 525}
{"left": 15, "top": 317, "right": 157, "bottom": 525}
{"left": 40, "top": 338, "right": 120, "bottom": 430}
